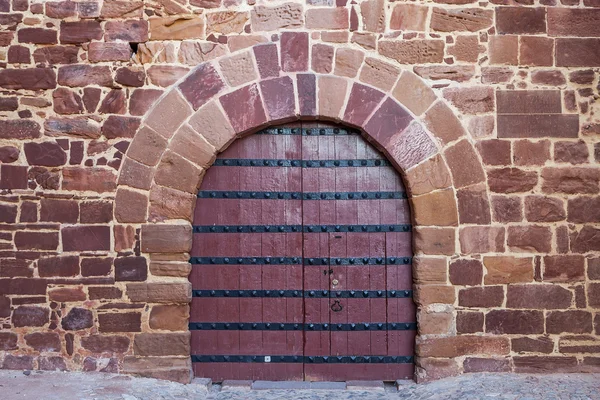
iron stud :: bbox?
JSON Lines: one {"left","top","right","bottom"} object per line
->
{"left": 252, "top": 290, "right": 257, "bottom": 297}
{"left": 237, "top": 227, "right": 243, "bottom": 232}
{"left": 224, "top": 227, "right": 230, "bottom": 232}
{"left": 362, "top": 192, "right": 368, "bottom": 198}
{"left": 404, "top": 257, "right": 410, "bottom": 264}
{"left": 334, "top": 160, "right": 340, "bottom": 166}
{"left": 210, "top": 192, "right": 216, "bottom": 197}
{"left": 335, "top": 193, "right": 341, "bottom": 199}
{"left": 389, "top": 257, "right": 396, "bottom": 264}
{"left": 350, "top": 258, "right": 355, "bottom": 264}
{"left": 321, "top": 258, "right": 327, "bottom": 264}
{"left": 350, "top": 290, "right": 356, "bottom": 297}
{"left": 320, "top": 129, "right": 326, "bottom": 135}
{"left": 351, "top": 323, "right": 356, "bottom": 330}
{"left": 306, "top": 129, "right": 312, "bottom": 135}
{"left": 210, "top": 227, "right": 216, "bottom": 232}
{"left": 348, "top": 160, "right": 354, "bottom": 166}
{"left": 363, "top": 290, "right": 369, "bottom": 297}
{"left": 390, "top": 291, "right": 396, "bottom": 297}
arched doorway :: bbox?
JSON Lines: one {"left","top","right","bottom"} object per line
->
{"left": 189, "top": 122, "right": 415, "bottom": 382}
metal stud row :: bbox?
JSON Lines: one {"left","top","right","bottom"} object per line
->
{"left": 192, "top": 290, "right": 413, "bottom": 298}
{"left": 193, "top": 224, "right": 412, "bottom": 233}
{"left": 213, "top": 159, "right": 390, "bottom": 168}
{"left": 190, "top": 257, "right": 412, "bottom": 265}
{"left": 189, "top": 322, "right": 416, "bottom": 331}
{"left": 191, "top": 355, "right": 414, "bottom": 364}
{"left": 197, "top": 191, "right": 408, "bottom": 200}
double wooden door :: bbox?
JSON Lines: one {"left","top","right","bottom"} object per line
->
{"left": 190, "top": 123, "right": 415, "bottom": 382}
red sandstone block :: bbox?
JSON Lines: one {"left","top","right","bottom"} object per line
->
{"left": 519, "top": 36, "right": 554, "bottom": 67}
{"left": 141, "top": 224, "right": 192, "bottom": 253}
{"left": 58, "top": 65, "right": 113, "bottom": 87}
{"left": 506, "top": 284, "right": 572, "bottom": 309}
{"left": 547, "top": 310, "right": 593, "bottom": 334}
{"left": 81, "top": 258, "right": 113, "bottom": 277}
{"left": 418, "top": 336, "right": 509, "bottom": 358}
{"left": 219, "top": 84, "right": 267, "bottom": 133}
{"left": 129, "top": 89, "right": 163, "bottom": 116}
{"left": 115, "top": 257, "right": 148, "bottom": 282}
{"left": 40, "top": 199, "right": 78, "bottom": 223}
{"left": 449, "top": 259, "right": 483, "bottom": 286}
{"left": 62, "top": 225, "right": 110, "bottom": 251}
{"left": 456, "top": 311, "right": 484, "bottom": 334}
{"left": 444, "top": 140, "right": 486, "bottom": 188}
{"left": 524, "top": 196, "right": 565, "bottom": 222}
{"left": 306, "top": 8, "right": 349, "bottom": 30}
{"left": 343, "top": 83, "right": 385, "bottom": 127}
{"left": 0, "top": 68, "right": 56, "bottom": 90}
{"left": 14, "top": 231, "right": 59, "bottom": 250}
{"left": 88, "top": 42, "right": 132, "bottom": 62}
{"left": 488, "top": 168, "right": 538, "bottom": 194}
{"left": 38, "top": 255, "right": 80, "bottom": 277}
{"left": 514, "top": 356, "right": 578, "bottom": 373}
{"left": 497, "top": 114, "right": 579, "bottom": 138}
{"left": 458, "top": 286, "right": 504, "bottom": 307}
{"left": 259, "top": 76, "right": 296, "bottom": 121}
{"left": 18, "top": 28, "right": 57, "bottom": 44}
{"left": 88, "top": 286, "right": 122, "bottom": 300}
{"left": 363, "top": 97, "right": 412, "bottom": 147}
{"left": 496, "top": 7, "right": 546, "bottom": 34}
{"left": 496, "top": 90, "right": 561, "bottom": 114}
{"left": 486, "top": 310, "right": 544, "bottom": 334}
{"left": 12, "top": 306, "right": 49, "bottom": 327}
{"left": 81, "top": 335, "right": 130, "bottom": 353}
{"left": 463, "top": 358, "right": 511, "bottom": 373}
{"left": 98, "top": 312, "right": 142, "bottom": 332}
{"left": 297, "top": 74, "right": 316, "bottom": 116}
{"left": 60, "top": 21, "right": 103, "bottom": 44}
{"left": 179, "top": 63, "right": 224, "bottom": 111}
{"left": 253, "top": 43, "right": 280, "bottom": 79}
{"left": 556, "top": 39, "right": 600, "bottom": 67}
{"left": 0, "top": 165, "right": 28, "bottom": 189}
{"left": 311, "top": 44, "right": 334, "bottom": 73}
{"left": 281, "top": 32, "right": 309, "bottom": 72}
{"left": 62, "top": 167, "right": 117, "bottom": 192}
{"left": 105, "top": 20, "right": 148, "bottom": 42}
{"left": 548, "top": 8, "right": 600, "bottom": 37}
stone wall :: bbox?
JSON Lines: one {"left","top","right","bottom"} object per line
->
{"left": 0, "top": 0, "right": 599, "bottom": 383}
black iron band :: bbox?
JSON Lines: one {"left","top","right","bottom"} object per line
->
{"left": 192, "top": 355, "right": 414, "bottom": 364}
{"left": 197, "top": 191, "right": 408, "bottom": 200}
{"left": 255, "top": 127, "right": 359, "bottom": 136}
{"left": 189, "top": 322, "right": 416, "bottom": 331}
{"left": 213, "top": 159, "right": 390, "bottom": 168}
{"left": 192, "top": 290, "right": 413, "bottom": 298}
{"left": 190, "top": 257, "right": 412, "bottom": 265}
{"left": 193, "top": 224, "right": 411, "bottom": 233}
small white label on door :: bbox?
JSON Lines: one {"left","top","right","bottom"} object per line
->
{"left": 264, "top": 356, "right": 271, "bottom": 363}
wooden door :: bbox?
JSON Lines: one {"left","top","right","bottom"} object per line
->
{"left": 190, "top": 123, "right": 415, "bottom": 382}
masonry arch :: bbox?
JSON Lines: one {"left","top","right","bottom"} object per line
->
{"left": 114, "top": 39, "right": 490, "bottom": 382}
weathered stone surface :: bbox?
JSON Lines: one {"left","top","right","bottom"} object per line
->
{"left": 459, "top": 286, "right": 504, "bottom": 307}
{"left": 45, "top": 117, "right": 101, "bottom": 138}
{"left": 61, "top": 307, "right": 93, "bottom": 331}
{"left": 444, "top": 140, "right": 486, "bottom": 188}
{"left": 24, "top": 142, "right": 67, "bottom": 167}
{"left": 430, "top": 8, "right": 493, "bottom": 32}
{"left": 81, "top": 335, "right": 130, "bottom": 353}
{"left": 484, "top": 256, "right": 533, "bottom": 284}
{"left": 411, "top": 188, "right": 458, "bottom": 227}
{"left": 418, "top": 336, "right": 509, "bottom": 358}
{"left": 98, "top": 312, "right": 142, "bottom": 333}
{"left": 12, "top": 306, "right": 49, "bottom": 327}
{"left": 63, "top": 167, "right": 116, "bottom": 192}
{"left": 405, "top": 155, "right": 452, "bottom": 196}
{"left": 414, "top": 227, "right": 456, "bottom": 256}
{"left": 443, "top": 86, "right": 494, "bottom": 114}
{"left": 486, "top": 310, "right": 544, "bottom": 334}
{"left": 251, "top": 3, "right": 303, "bottom": 32}
{"left": 58, "top": 65, "right": 112, "bottom": 87}
{"left": 392, "top": 71, "right": 437, "bottom": 117}
{"left": 507, "top": 284, "right": 573, "bottom": 309}
{"left": 525, "top": 196, "right": 565, "bottom": 222}
{"left": 488, "top": 168, "right": 538, "bottom": 193}
{"left": 126, "top": 282, "right": 192, "bottom": 303}
{"left": 60, "top": 21, "right": 102, "bottom": 44}
{"left": 0, "top": 333, "right": 18, "bottom": 351}
{"left": 106, "top": 20, "right": 148, "bottom": 42}
{"left": 115, "top": 256, "right": 148, "bottom": 282}
{"left": 207, "top": 11, "right": 248, "bottom": 35}
{"left": 88, "top": 42, "right": 132, "bottom": 62}
{"left": 390, "top": 4, "right": 428, "bottom": 31}
{"left": 414, "top": 65, "right": 476, "bottom": 83}
{"left": 496, "top": 7, "right": 546, "bottom": 34}
{"left": 141, "top": 224, "right": 192, "bottom": 253}
{"left": 449, "top": 259, "right": 483, "bottom": 286}
{"left": 460, "top": 226, "right": 505, "bottom": 254}
{"left": 0, "top": 68, "right": 56, "bottom": 90}
{"left": 542, "top": 168, "right": 600, "bottom": 195}
{"left": 134, "top": 332, "right": 190, "bottom": 356}
{"left": 150, "top": 16, "right": 203, "bottom": 40}
{"left": 62, "top": 225, "right": 110, "bottom": 251}
{"left": 149, "top": 305, "right": 189, "bottom": 331}
{"left": 379, "top": 40, "right": 445, "bottom": 64}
